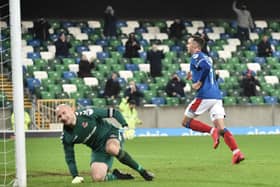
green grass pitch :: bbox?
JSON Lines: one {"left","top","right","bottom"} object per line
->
{"left": 3, "top": 135, "right": 280, "bottom": 187}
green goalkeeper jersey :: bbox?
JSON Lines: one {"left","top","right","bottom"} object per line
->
{"left": 61, "top": 107, "right": 128, "bottom": 177}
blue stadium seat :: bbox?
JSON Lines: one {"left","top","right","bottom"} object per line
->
{"left": 264, "top": 96, "right": 278, "bottom": 104}
{"left": 171, "top": 45, "right": 182, "bottom": 52}
{"left": 63, "top": 71, "right": 76, "bottom": 80}
{"left": 254, "top": 57, "right": 266, "bottom": 64}
{"left": 116, "top": 20, "right": 127, "bottom": 28}
{"left": 27, "top": 52, "right": 41, "bottom": 59}
{"left": 50, "top": 34, "right": 58, "bottom": 42}
{"left": 270, "top": 39, "right": 279, "bottom": 46}
{"left": 76, "top": 45, "right": 89, "bottom": 53}
{"left": 183, "top": 21, "right": 192, "bottom": 27}
{"left": 176, "top": 70, "right": 187, "bottom": 79}
{"left": 96, "top": 39, "right": 108, "bottom": 46}
{"left": 135, "top": 27, "right": 147, "bottom": 34}
{"left": 151, "top": 97, "right": 165, "bottom": 106}
{"left": 249, "top": 45, "right": 258, "bottom": 52}
{"left": 97, "top": 52, "right": 109, "bottom": 60}
{"left": 117, "top": 77, "right": 127, "bottom": 87}
{"left": 136, "top": 83, "right": 149, "bottom": 92}
{"left": 81, "top": 27, "right": 94, "bottom": 34}
{"left": 220, "top": 33, "right": 230, "bottom": 40}
{"left": 139, "top": 39, "right": 149, "bottom": 47}
{"left": 61, "top": 21, "right": 74, "bottom": 28}
{"left": 77, "top": 98, "right": 92, "bottom": 106}
{"left": 125, "top": 64, "right": 139, "bottom": 71}
{"left": 139, "top": 51, "right": 147, "bottom": 60}
{"left": 273, "top": 51, "right": 280, "bottom": 58}
{"left": 117, "top": 46, "right": 125, "bottom": 54}
{"left": 26, "top": 78, "right": 41, "bottom": 94}
{"left": 27, "top": 39, "right": 41, "bottom": 47}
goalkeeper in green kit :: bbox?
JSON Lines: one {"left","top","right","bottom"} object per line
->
{"left": 56, "top": 104, "right": 154, "bottom": 184}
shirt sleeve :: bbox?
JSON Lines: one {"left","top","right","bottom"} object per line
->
{"left": 90, "top": 107, "right": 128, "bottom": 127}
{"left": 61, "top": 133, "right": 78, "bottom": 177}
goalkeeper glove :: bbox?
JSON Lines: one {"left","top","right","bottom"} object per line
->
{"left": 72, "top": 176, "right": 84, "bottom": 184}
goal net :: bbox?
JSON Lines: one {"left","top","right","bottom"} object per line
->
{"left": 1, "top": 0, "right": 26, "bottom": 186}
{"left": 0, "top": 1, "right": 15, "bottom": 186}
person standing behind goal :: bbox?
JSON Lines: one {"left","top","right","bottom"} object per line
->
{"left": 182, "top": 36, "right": 245, "bottom": 164}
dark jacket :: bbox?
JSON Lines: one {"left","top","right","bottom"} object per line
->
{"left": 103, "top": 13, "right": 117, "bottom": 37}
{"left": 124, "top": 87, "right": 144, "bottom": 106}
{"left": 147, "top": 50, "right": 164, "bottom": 77}
{"left": 165, "top": 78, "right": 186, "bottom": 97}
{"left": 33, "top": 19, "right": 51, "bottom": 41}
{"left": 123, "top": 39, "right": 140, "bottom": 58}
{"left": 77, "top": 60, "right": 95, "bottom": 78}
{"left": 104, "top": 78, "right": 121, "bottom": 98}
{"left": 241, "top": 76, "right": 260, "bottom": 97}
{"left": 257, "top": 41, "right": 272, "bottom": 57}
{"left": 54, "top": 39, "right": 72, "bottom": 58}
{"left": 169, "top": 21, "right": 185, "bottom": 39}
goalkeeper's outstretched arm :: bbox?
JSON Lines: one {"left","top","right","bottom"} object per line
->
{"left": 63, "top": 142, "right": 79, "bottom": 178}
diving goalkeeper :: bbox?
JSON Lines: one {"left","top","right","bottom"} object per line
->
{"left": 56, "top": 104, "right": 154, "bottom": 184}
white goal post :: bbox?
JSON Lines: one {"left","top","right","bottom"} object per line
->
{"left": 9, "top": 0, "right": 27, "bottom": 186}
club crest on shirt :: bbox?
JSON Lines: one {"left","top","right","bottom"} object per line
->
{"left": 82, "top": 122, "right": 88, "bottom": 128}
{"left": 192, "top": 54, "right": 199, "bottom": 59}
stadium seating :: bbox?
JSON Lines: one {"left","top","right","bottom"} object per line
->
{"left": 19, "top": 18, "right": 280, "bottom": 107}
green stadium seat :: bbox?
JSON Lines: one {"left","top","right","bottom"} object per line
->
{"left": 250, "top": 96, "right": 264, "bottom": 105}
{"left": 92, "top": 98, "right": 106, "bottom": 107}
{"left": 223, "top": 96, "right": 237, "bottom": 105}
{"left": 41, "top": 91, "right": 55, "bottom": 99}
{"left": 236, "top": 96, "right": 250, "bottom": 105}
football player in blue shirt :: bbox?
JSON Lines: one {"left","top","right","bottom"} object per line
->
{"left": 182, "top": 36, "right": 245, "bottom": 164}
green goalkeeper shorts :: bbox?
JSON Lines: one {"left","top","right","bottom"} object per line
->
{"left": 90, "top": 129, "right": 124, "bottom": 169}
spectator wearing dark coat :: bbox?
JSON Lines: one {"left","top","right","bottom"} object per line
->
{"left": 104, "top": 72, "right": 121, "bottom": 99}
{"left": 147, "top": 44, "right": 164, "bottom": 77}
{"left": 165, "top": 73, "right": 186, "bottom": 97}
{"left": 103, "top": 6, "right": 117, "bottom": 38}
{"left": 77, "top": 55, "right": 95, "bottom": 78}
{"left": 33, "top": 18, "right": 51, "bottom": 41}
{"left": 123, "top": 33, "right": 141, "bottom": 58}
{"left": 54, "top": 33, "right": 72, "bottom": 58}
{"left": 257, "top": 35, "right": 273, "bottom": 57}
{"left": 124, "top": 80, "right": 144, "bottom": 106}
{"left": 240, "top": 69, "right": 261, "bottom": 97}
{"left": 169, "top": 19, "right": 185, "bottom": 41}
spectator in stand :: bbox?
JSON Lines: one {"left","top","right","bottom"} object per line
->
{"left": 169, "top": 18, "right": 185, "bottom": 41}
{"left": 54, "top": 32, "right": 72, "bottom": 58}
{"left": 124, "top": 80, "right": 144, "bottom": 106}
{"left": 33, "top": 18, "right": 51, "bottom": 41}
{"left": 123, "top": 33, "right": 141, "bottom": 58}
{"left": 232, "top": 0, "right": 254, "bottom": 43}
{"left": 104, "top": 72, "right": 121, "bottom": 99}
{"left": 77, "top": 54, "right": 95, "bottom": 78}
{"left": 257, "top": 35, "right": 273, "bottom": 57}
{"left": 195, "top": 27, "right": 210, "bottom": 55}
{"left": 147, "top": 44, "right": 165, "bottom": 78}
{"left": 240, "top": 69, "right": 261, "bottom": 97}
{"left": 103, "top": 5, "right": 117, "bottom": 38}
{"left": 165, "top": 73, "right": 186, "bottom": 98}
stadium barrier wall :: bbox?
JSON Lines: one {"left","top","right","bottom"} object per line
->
{"left": 137, "top": 105, "right": 280, "bottom": 128}
{"left": 1, "top": 103, "right": 279, "bottom": 130}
